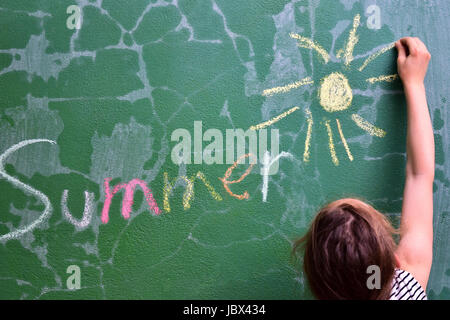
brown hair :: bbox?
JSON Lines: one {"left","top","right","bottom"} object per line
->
{"left": 293, "top": 198, "right": 398, "bottom": 300}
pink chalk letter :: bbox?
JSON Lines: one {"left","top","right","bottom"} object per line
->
{"left": 101, "top": 178, "right": 161, "bottom": 224}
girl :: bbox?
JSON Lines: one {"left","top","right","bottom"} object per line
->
{"left": 293, "top": 37, "right": 434, "bottom": 300}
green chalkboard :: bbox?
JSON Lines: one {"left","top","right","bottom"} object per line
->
{"left": 0, "top": 0, "right": 449, "bottom": 299}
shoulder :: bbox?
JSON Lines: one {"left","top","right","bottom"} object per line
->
{"left": 389, "top": 268, "right": 427, "bottom": 300}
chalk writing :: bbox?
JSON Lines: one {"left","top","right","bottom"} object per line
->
{"left": 101, "top": 178, "right": 160, "bottom": 224}
{"left": 0, "top": 139, "right": 55, "bottom": 242}
{"left": 62, "top": 190, "right": 95, "bottom": 229}
{"left": 0, "top": 137, "right": 290, "bottom": 239}
{"left": 171, "top": 121, "right": 281, "bottom": 174}
{"left": 163, "top": 171, "right": 222, "bottom": 213}
{"left": 261, "top": 151, "right": 293, "bottom": 202}
{"left": 219, "top": 153, "right": 255, "bottom": 200}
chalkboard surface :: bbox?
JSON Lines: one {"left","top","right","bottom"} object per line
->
{"left": 0, "top": 0, "right": 449, "bottom": 299}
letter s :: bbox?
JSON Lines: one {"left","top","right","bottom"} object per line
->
{"left": 0, "top": 139, "right": 56, "bottom": 242}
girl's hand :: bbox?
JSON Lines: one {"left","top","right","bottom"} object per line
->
{"left": 395, "top": 37, "right": 431, "bottom": 87}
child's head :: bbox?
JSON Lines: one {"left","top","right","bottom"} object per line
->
{"left": 294, "top": 198, "right": 398, "bottom": 299}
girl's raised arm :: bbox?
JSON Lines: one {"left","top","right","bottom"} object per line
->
{"left": 395, "top": 37, "right": 434, "bottom": 290}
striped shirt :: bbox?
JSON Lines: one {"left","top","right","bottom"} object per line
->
{"left": 390, "top": 268, "right": 427, "bottom": 300}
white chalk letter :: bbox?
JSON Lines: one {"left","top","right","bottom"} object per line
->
{"left": 62, "top": 190, "right": 95, "bottom": 230}
{"left": 260, "top": 151, "right": 293, "bottom": 202}
{"left": 258, "top": 129, "right": 281, "bottom": 175}
{"left": 0, "top": 139, "right": 56, "bottom": 242}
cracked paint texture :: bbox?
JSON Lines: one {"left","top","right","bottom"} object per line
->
{"left": 0, "top": 0, "right": 449, "bottom": 299}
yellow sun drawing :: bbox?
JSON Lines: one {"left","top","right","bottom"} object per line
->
{"left": 251, "top": 14, "right": 398, "bottom": 166}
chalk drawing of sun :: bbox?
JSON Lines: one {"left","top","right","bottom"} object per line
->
{"left": 251, "top": 14, "right": 398, "bottom": 166}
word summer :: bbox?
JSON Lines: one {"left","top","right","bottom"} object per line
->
{"left": 0, "top": 139, "right": 293, "bottom": 241}
{"left": 171, "top": 121, "right": 284, "bottom": 175}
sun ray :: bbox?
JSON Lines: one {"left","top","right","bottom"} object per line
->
{"left": 366, "top": 74, "right": 398, "bottom": 84}
{"left": 262, "top": 77, "right": 314, "bottom": 96}
{"left": 337, "top": 14, "right": 361, "bottom": 66}
{"left": 289, "top": 33, "right": 330, "bottom": 63}
{"left": 303, "top": 108, "right": 313, "bottom": 162}
{"left": 336, "top": 118, "right": 353, "bottom": 161}
{"left": 250, "top": 106, "right": 300, "bottom": 131}
{"left": 351, "top": 114, "right": 386, "bottom": 137}
{"left": 358, "top": 42, "right": 396, "bottom": 71}
{"left": 324, "top": 120, "right": 339, "bottom": 166}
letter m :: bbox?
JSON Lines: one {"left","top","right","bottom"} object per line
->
{"left": 163, "top": 171, "right": 222, "bottom": 213}
{"left": 101, "top": 178, "right": 160, "bottom": 224}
